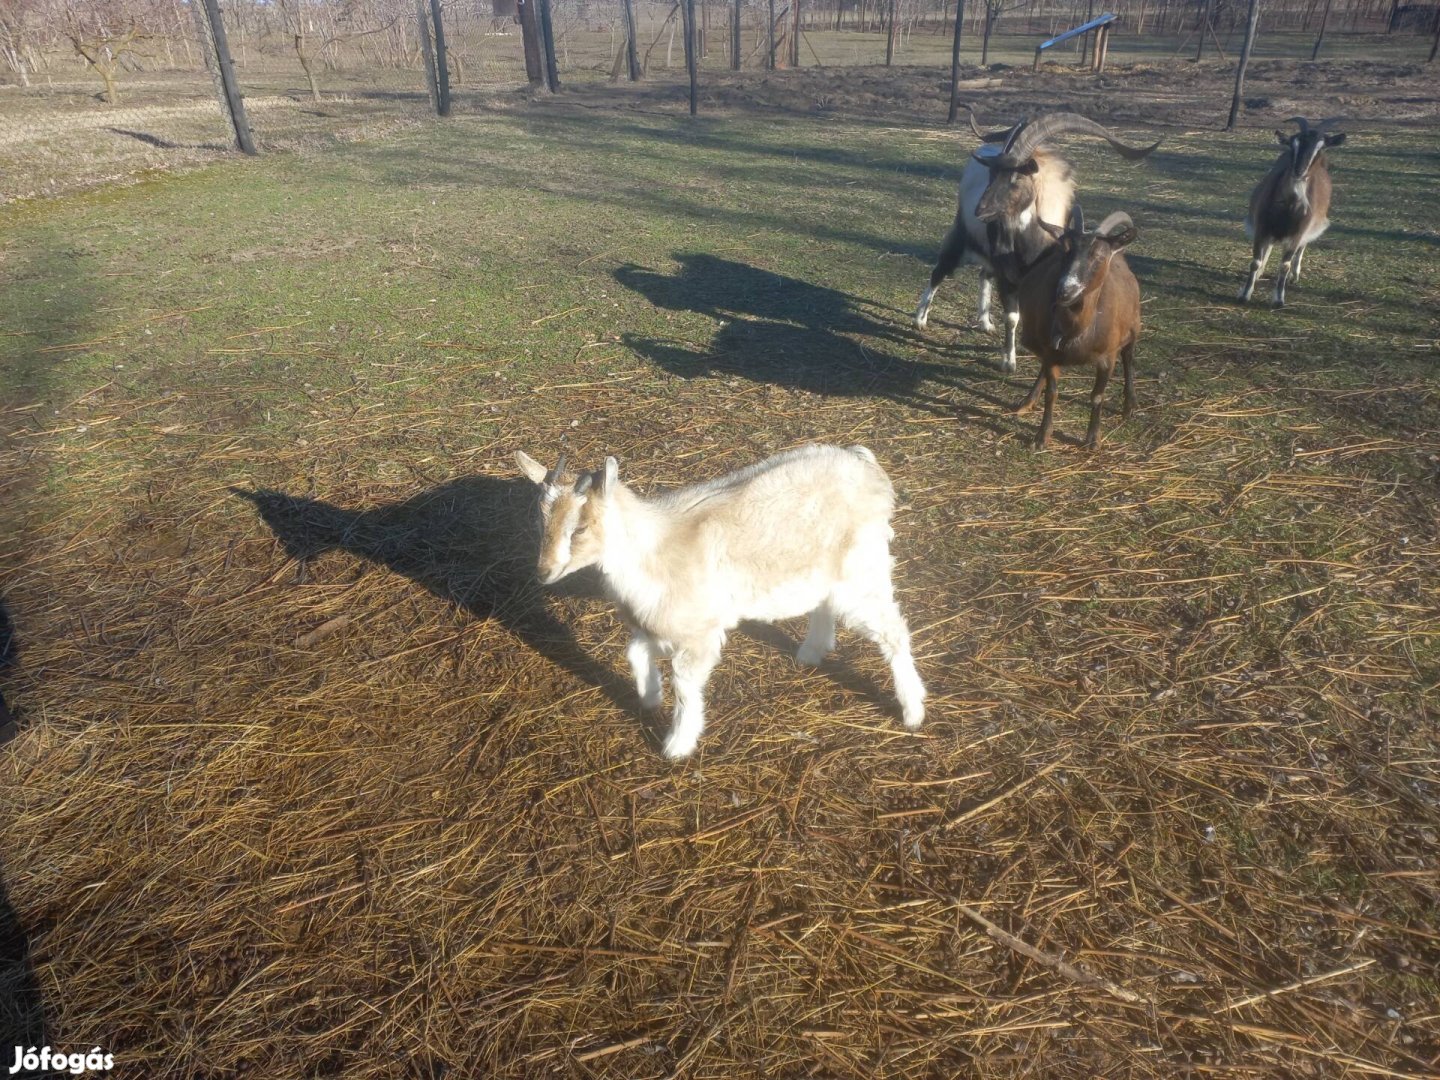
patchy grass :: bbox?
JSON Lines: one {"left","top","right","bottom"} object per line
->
{"left": 1, "top": 68, "right": 1438, "bottom": 1079}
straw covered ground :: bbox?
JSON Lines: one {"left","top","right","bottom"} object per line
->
{"left": 1, "top": 61, "right": 1439, "bottom": 1078}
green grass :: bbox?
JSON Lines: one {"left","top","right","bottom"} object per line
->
{"left": 2, "top": 79, "right": 1439, "bottom": 1078}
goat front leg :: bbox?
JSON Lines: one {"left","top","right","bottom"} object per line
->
{"left": 915, "top": 225, "right": 965, "bottom": 331}
{"left": 1272, "top": 244, "right": 1298, "bottom": 308}
{"left": 626, "top": 631, "right": 663, "bottom": 711}
{"left": 1291, "top": 244, "right": 1306, "bottom": 281}
{"left": 976, "top": 271, "right": 995, "bottom": 333}
{"left": 1036, "top": 364, "right": 1059, "bottom": 449}
{"left": 1121, "top": 341, "right": 1136, "bottom": 421}
{"left": 662, "top": 637, "right": 722, "bottom": 760}
{"left": 796, "top": 600, "right": 837, "bottom": 667}
{"left": 1084, "top": 362, "right": 1113, "bottom": 450}
{"left": 1000, "top": 290, "right": 1020, "bottom": 374}
{"left": 1238, "top": 240, "right": 1272, "bottom": 303}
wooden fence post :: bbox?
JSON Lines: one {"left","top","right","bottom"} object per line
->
{"left": 197, "top": 0, "right": 255, "bottom": 154}
{"left": 731, "top": 0, "right": 742, "bottom": 69}
{"left": 416, "top": 0, "right": 439, "bottom": 109}
{"left": 538, "top": 0, "right": 560, "bottom": 89}
{"left": 682, "top": 0, "right": 698, "bottom": 113}
{"left": 947, "top": 0, "right": 966, "bottom": 122}
{"left": 428, "top": 0, "right": 451, "bottom": 115}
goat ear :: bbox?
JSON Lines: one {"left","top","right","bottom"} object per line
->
{"left": 1103, "top": 224, "right": 1138, "bottom": 250}
{"left": 515, "top": 451, "right": 548, "bottom": 485}
{"left": 600, "top": 456, "right": 619, "bottom": 494}
{"left": 1017, "top": 158, "right": 1040, "bottom": 176}
{"left": 1038, "top": 219, "right": 1067, "bottom": 241}
{"left": 1324, "top": 132, "right": 1345, "bottom": 147}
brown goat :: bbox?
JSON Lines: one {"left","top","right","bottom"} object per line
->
{"left": 1239, "top": 117, "right": 1346, "bottom": 308}
{"left": 1012, "top": 210, "right": 1140, "bottom": 450}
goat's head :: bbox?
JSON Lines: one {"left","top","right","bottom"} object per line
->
{"left": 1041, "top": 208, "right": 1138, "bottom": 312}
{"left": 971, "top": 112, "right": 1163, "bottom": 225}
{"left": 515, "top": 450, "right": 617, "bottom": 584}
{"left": 1275, "top": 117, "right": 1345, "bottom": 181}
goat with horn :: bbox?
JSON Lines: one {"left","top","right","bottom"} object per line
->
{"left": 914, "top": 111, "right": 1161, "bottom": 374}
{"left": 1238, "top": 116, "right": 1346, "bottom": 308}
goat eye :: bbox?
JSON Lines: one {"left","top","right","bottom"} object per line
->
{"left": 573, "top": 524, "right": 588, "bottom": 536}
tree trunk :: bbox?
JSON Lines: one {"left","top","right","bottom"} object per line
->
{"left": 1226, "top": 0, "right": 1260, "bottom": 130}
{"left": 947, "top": 0, "right": 966, "bottom": 121}
{"left": 621, "top": 0, "right": 641, "bottom": 77}
{"left": 981, "top": 3, "right": 994, "bottom": 64}
{"left": 1195, "top": 0, "right": 1212, "bottom": 59}
{"left": 885, "top": 0, "right": 897, "bottom": 61}
{"left": 791, "top": 0, "right": 802, "bottom": 65}
{"left": 1430, "top": 6, "right": 1440, "bottom": 61}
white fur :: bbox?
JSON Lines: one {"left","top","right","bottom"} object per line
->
{"left": 526, "top": 446, "right": 926, "bottom": 759}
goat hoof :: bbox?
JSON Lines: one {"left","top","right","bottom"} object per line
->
{"left": 662, "top": 734, "right": 698, "bottom": 760}
{"left": 795, "top": 644, "right": 829, "bottom": 667}
{"left": 1010, "top": 401, "right": 1035, "bottom": 416}
{"left": 1083, "top": 438, "right": 1100, "bottom": 451}
{"left": 978, "top": 317, "right": 995, "bottom": 333}
{"left": 901, "top": 704, "right": 925, "bottom": 730}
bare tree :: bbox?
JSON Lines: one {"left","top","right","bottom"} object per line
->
{"left": 1227, "top": 0, "right": 1260, "bottom": 129}
{"left": 64, "top": 12, "right": 148, "bottom": 103}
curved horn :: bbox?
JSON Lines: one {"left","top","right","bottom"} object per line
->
{"left": 998, "top": 113, "right": 1163, "bottom": 166}
{"left": 1285, "top": 116, "right": 1310, "bottom": 134}
{"left": 967, "top": 106, "right": 1017, "bottom": 144}
{"left": 545, "top": 454, "right": 568, "bottom": 485}
{"left": 1000, "top": 120, "right": 1026, "bottom": 156}
{"left": 1095, "top": 211, "right": 1133, "bottom": 239}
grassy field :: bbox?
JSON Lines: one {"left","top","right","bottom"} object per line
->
{"left": 2, "top": 60, "right": 1439, "bottom": 1078}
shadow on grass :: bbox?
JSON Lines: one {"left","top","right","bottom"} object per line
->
{"left": 614, "top": 252, "right": 1036, "bottom": 438}
{"left": 233, "top": 478, "right": 638, "bottom": 715}
{"left": 105, "top": 128, "right": 229, "bottom": 153}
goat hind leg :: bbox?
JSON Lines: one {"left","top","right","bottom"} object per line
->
{"left": 1084, "top": 363, "right": 1113, "bottom": 450}
{"left": 1036, "top": 365, "right": 1060, "bottom": 448}
{"left": 627, "top": 631, "right": 663, "bottom": 711}
{"left": 1000, "top": 292, "right": 1020, "bottom": 374}
{"left": 1012, "top": 369, "right": 1044, "bottom": 415}
{"left": 915, "top": 226, "right": 965, "bottom": 330}
{"left": 797, "top": 600, "right": 837, "bottom": 667}
{"left": 1121, "top": 341, "right": 1136, "bottom": 421}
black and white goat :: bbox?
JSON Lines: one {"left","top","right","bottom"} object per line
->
{"left": 914, "top": 112, "right": 1161, "bottom": 373}
{"left": 515, "top": 446, "right": 927, "bottom": 759}
{"left": 1239, "top": 117, "right": 1346, "bottom": 308}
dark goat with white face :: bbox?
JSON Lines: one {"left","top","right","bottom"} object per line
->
{"left": 1239, "top": 117, "right": 1346, "bottom": 308}
{"left": 914, "top": 112, "right": 1161, "bottom": 373}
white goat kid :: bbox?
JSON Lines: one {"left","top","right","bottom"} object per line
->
{"left": 515, "top": 445, "right": 927, "bottom": 760}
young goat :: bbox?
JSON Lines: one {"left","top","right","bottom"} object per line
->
{"left": 1239, "top": 117, "right": 1346, "bottom": 308}
{"left": 1011, "top": 209, "right": 1140, "bottom": 450}
{"left": 515, "top": 446, "right": 927, "bottom": 759}
{"left": 915, "top": 112, "right": 1160, "bottom": 374}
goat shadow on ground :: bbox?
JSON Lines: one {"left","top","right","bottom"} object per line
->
{"left": 614, "top": 254, "right": 1023, "bottom": 435}
{"left": 233, "top": 478, "right": 641, "bottom": 717}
